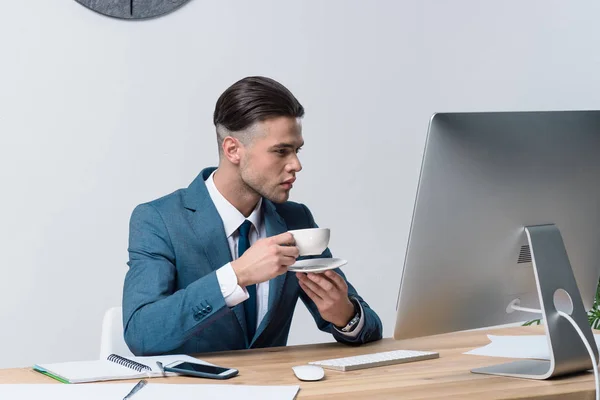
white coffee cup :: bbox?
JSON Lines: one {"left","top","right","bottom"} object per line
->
{"left": 288, "top": 228, "right": 330, "bottom": 256}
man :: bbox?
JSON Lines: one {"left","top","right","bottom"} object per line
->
{"left": 123, "top": 76, "right": 383, "bottom": 356}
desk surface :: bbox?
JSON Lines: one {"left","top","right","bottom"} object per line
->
{"left": 0, "top": 326, "right": 596, "bottom": 399}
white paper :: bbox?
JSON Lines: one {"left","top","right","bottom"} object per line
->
{"left": 0, "top": 383, "right": 300, "bottom": 400}
{"left": 465, "top": 334, "right": 600, "bottom": 360}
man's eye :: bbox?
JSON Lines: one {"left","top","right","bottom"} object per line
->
{"left": 275, "top": 149, "right": 287, "bottom": 155}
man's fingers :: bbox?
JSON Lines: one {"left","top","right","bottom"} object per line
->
{"left": 307, "top": 273, "right": 335, "bottom": 292}
{"left": 270, "top": 232, "right": 296, "bottom": 246}
{"left": 298, "top": 274, "right": 329, "bottom": 298}
{"left": 280, "top": 255, "right": 297, "bottom": 267}
{"left": 279, "top": 245, "right": 300, "bottom": 258}
{"left": 324, "top": 270, "right": 347, "bottom": 291}
{"left": 298, "top": 278, "right": 323, "bottom": 302}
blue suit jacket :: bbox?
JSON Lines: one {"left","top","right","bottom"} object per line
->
{"left": 123, "top": 167, "right": 383, "bottom": 356}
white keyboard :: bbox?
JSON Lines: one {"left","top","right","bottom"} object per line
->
{"left": 309, "top": 349, "right": 439, "bottom": 372}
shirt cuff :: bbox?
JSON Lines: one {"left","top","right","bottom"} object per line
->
{"left": 216, "top": 263, "right": 249, "bottom": 307}
{"left": 333, "top": 299, "right": 365, "bottom": 338}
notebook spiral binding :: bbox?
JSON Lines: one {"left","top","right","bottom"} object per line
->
{"left": 106, "top": 354, "right": 151, "bottom": 373}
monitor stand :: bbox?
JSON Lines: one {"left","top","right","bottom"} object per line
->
{"left": 471, "top": 224, "right": 598, "bottom": 379}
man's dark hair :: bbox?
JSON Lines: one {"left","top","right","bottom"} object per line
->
{"left": 213, "top": 76, "right": 304, "bottom": 132}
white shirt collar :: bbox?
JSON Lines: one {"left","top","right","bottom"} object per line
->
{"left": 205, "top": 169, "right": 263, "bottom": 237}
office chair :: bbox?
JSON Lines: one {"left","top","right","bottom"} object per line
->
{"left": 99, "top": 306, "right": 134, "bottom": 359}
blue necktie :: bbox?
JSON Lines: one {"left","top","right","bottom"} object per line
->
{"left": 238, "top": 220, "right": 256, "bottom": 342}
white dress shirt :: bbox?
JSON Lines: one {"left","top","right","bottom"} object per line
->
{"left": 207, "top": 171, "right": 269, "bottom": 329}
{"left": 207, "top": 170, "right": 364, "bottom": 337}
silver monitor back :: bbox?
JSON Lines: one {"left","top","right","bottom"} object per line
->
{"left": 394, "top": 110, "right": 600, "bottom": 340}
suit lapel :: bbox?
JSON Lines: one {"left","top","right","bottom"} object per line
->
{"left": 251, "top": 200, "right": 289, "bottom": 346}
{"left": 182, "top": 168, "right": 249, "bottom": 343}
{"left": 183, "top": 169, "right": 292, "bottom": 347}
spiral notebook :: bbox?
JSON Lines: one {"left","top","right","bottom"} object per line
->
{"left": 33, "top": 354, "right": 204, "bottom": 383}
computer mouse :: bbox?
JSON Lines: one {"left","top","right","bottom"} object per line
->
{"left": 292, "top": 364, "right": 325, "bottom": 381}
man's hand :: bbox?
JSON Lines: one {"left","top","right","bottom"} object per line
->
{"left": 232, "top": 232, "right": 299, "bottom": 287}
{"left": 296, "top": 270, "right": 355, "bottom": 328}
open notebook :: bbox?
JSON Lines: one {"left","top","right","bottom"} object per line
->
{"left": 33, "top": 354, "right": 206, "bottom": 383}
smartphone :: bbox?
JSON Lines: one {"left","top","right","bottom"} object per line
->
{"left": 163, "top": 360, "right": 238, "bottom": 380}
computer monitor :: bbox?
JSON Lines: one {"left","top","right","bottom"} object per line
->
{"left": 394, "top": 110, "right": 600, "bottom": 379}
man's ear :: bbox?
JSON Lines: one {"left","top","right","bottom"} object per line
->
{"left": 222, "top": 136, "right": 242, "bottom": 165}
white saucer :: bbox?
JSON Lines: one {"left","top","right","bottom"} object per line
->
{"left": 288, "top": 258, "right": 348, "bottom": 273}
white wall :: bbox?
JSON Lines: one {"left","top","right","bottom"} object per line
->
{"left": 1, "top": 0, "right": 600, "bottom": 368}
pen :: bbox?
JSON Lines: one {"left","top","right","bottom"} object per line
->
{"left": 123, "top": 379, "right": 147, "bottom": 400}
{"left": 156, "top": 361, "right": 166, "bottom": 376}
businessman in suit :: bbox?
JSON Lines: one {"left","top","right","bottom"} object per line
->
{"left": 123, "top": 76, "right": 383, "bottom": 356}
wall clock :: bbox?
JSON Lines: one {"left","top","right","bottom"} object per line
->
{"left": 75, "top": 0, "right": 192, "bottom": 20}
